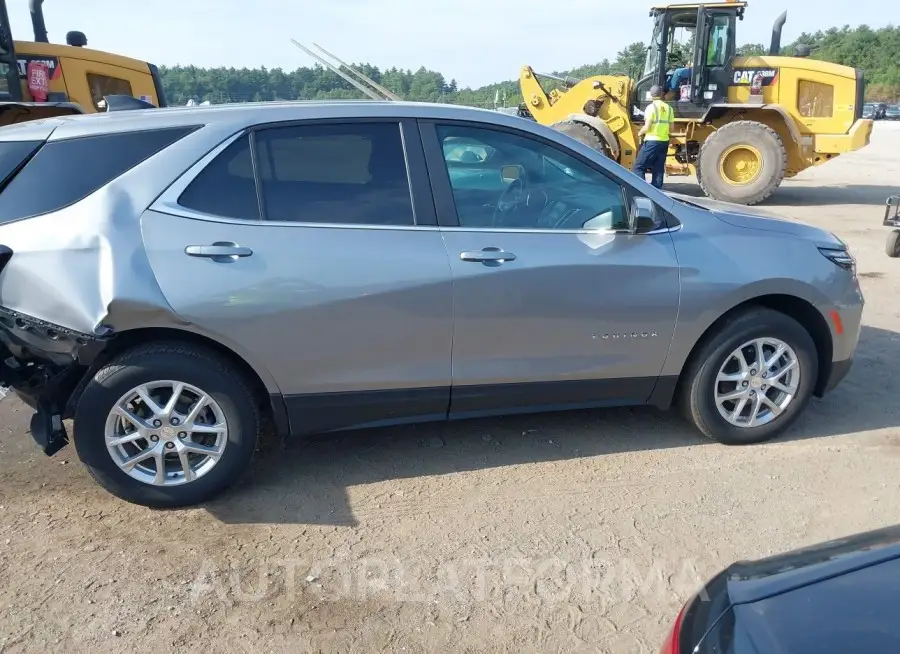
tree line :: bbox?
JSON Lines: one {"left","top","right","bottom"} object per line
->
{"left": 159, "top": 24, "right": 900, "bottom": 107}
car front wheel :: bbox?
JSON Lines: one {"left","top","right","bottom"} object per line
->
{"left": 73, "top": 342, "right": 260, "bottom": 507}
{"left": 680, "top": 308, "right": 818, "bottom": 445}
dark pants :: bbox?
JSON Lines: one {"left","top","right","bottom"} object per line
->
{"left": 633, "top": 140, "right": 669, "bottom": 189}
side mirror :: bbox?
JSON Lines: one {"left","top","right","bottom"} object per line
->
{"left": 500, "top": 165, "right": 521, "bottom": 184}
{"left": 628, "top": 196, "right": 658, "bottom": 233}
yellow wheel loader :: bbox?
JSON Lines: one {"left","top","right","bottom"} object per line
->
{"left": 519, "top": 0, "right": 873, "bottom": 205}
{"left": 0, "top": 0, "right": 166, "bottom": 126}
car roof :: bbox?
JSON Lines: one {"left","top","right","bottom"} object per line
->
{"left": 3, "top": 100, "right": 539, "bottom": 142}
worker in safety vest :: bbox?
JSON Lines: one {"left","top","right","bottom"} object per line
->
{"left": 633, "top": 85, "right": 673, "bottom": 189}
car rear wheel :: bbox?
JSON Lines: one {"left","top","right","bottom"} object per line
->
{"left": 73, "top": 342, "right": 260, "bottom": 507}
{"left": 680, "top": 308, "right": 818, "bottom": 445}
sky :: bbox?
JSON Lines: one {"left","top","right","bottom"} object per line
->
{"left": 7, "top": 0, "right": 896, "bottom": 88}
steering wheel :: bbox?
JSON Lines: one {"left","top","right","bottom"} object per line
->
{"left": 492, "top": 171, "right": 530, "bottom": 227}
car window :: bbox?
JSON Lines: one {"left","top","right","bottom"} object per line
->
{"left": 254, "top": 122, "right": 415, "bottom": 226}
{"left": 0, "top": 127, "right": 197, "bottom": 225}
{"left": 178, "top": 134, "right": 261, "bottom": 220}
{"left": 435, "top": 124, "right": 628, "bottom": 231}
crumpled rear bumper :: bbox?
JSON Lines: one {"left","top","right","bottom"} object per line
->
{"left": 0, "top": 306, "right": 109, "bottom": 455}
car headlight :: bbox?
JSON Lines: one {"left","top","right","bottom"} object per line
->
{"left": 819, "top": 246, "right": 856, "bottom": 275}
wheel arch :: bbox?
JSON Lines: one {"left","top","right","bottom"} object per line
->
{"left": 563, "top": 114, "right": 621, "bottom": 160}
{"left": 703, "top": 104, "right": 802, "bottom": 147}
{"left": 703, "top": 105, "right": 807, "bottom": 176}
{"left": 660, "top": 294, "right": 834, "bottom": 408}
{"left": 65, "top": 326, "right": 290, "bottom": 437}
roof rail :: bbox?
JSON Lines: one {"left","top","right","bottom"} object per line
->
{"left": 290, "top": 39, "right": 401, "bottom": 101}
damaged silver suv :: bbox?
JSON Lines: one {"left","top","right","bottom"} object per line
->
{"left": 0, "top": 101, "right": 863, "bottom": 508}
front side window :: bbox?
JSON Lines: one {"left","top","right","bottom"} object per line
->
{"left": 436, "top": 124, "right": 628, "bottom": 231}
{"left": 87, "top": 73, "right": 134, "bottom": 111}
{"left": 254, "top": 122, "right": 415, "bottom": 226}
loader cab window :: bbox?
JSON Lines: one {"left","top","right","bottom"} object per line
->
{"left": 707, "top": 16, "right": 731, "bottom": 67}
{"left": 0, "top": 3, "right": 20, "bottom": 101}
{"left": 87, "top": 74, "right": 133, "bottom": 111}
{"left": 693, "top": 10, "right": 737, "bottom": 105}
{"left": 643, "top": 17, "right": 664, "bottom": 78}
{"left": 633, "top": 6, "right": 739, "bottom": 117}
{"left": 634, "top": 10, "right": 697, "bottom": 116}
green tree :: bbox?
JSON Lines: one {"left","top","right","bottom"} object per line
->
{"left": 159, "top": 24, "right": 900, "bottom": 107}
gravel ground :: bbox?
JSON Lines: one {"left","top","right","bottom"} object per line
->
{"left": 1, "top": 123, "right": 899, "bottom": 654}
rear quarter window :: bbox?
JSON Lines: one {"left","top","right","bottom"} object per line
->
{"left": 0, "top": 140, "right": 41, "bottom": 188}
{"left": 0, "top": 127, "right": 197, "bottom": 225}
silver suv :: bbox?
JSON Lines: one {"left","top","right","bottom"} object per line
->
{"left": 0, "top": 101, "right": 863, "bottom": 507}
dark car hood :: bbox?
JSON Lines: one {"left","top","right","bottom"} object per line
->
{"left": 725, "top": 524, "right": 900, "bottom": 605}
{"left": 668, "top": 192, "right": 846, "bottom": 248}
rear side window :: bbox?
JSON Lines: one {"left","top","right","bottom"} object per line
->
{"left": 0, "top": 127, "right": 195, "bottom": 225}
{"left": 255, "top": 122, "right": 414, "bottom": 226}
{"left": 178, "top": 135, "right": 260, "bottom": 220}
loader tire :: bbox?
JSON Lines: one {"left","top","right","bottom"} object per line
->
{"left": 551, "top": 121, "right": 614, "bottom": 159}
{"left": 698, "top": 121, "right": 786, "bottom": 206}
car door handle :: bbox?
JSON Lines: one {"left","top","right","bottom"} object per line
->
{"left": 185, "top": 243, "right": 253, "bottom": 260}
{"left": 460, "top": 247, "right": 517, "bottom": 264}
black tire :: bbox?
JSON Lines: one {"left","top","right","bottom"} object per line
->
{"left": 679, "top": 308, "right": 818, "bottom": 445}
{"left": 73, "top": 342, "right": 260, "bottom": 508}
{"left": 698, "top": 121, "right": 787, "bottom": 205}
{"left": 551, "top": 120, "right": 614, "bottom": 159}
{"left": 886, "top": 230, "right": 900, "bottom": 258}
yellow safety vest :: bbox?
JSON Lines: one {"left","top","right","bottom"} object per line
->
{"left": 645, "top": 100, "right": 673, "bottom": 141}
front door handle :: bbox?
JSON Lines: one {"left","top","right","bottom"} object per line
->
{"left": 460, "top": 247, "right": 517, "bottom": 265}
{"left": 185, "top": 242, "right": 253, "bottom": 262}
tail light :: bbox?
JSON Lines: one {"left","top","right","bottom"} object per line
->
{"left": 659, "top": 602, "right": 688, "bottom": 654}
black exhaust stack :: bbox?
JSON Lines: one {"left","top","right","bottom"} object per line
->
{"left": 768, "top": 11, "right": 787, "bottom": 56}
{"left": 30, "top": 0, "right": 48, "bottom": 43}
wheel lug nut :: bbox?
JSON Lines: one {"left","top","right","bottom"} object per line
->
{"left": 165, "top": 442, "right": 174, "bottom": 450}
{"left": 750, "top": 369, "right": 757, "bottom": 375}
{"left": 742, "top": 381, "right": 749, "bottom": 387}
{"left": 150, "top": 435, "right": 159, "bottom": 442}
{"left": 762, "top": 372, "right": 768, "bottom": 378}
{"left": 153, "top": 420, "right": 162, "bottom": 427}
{"left": 178, "top": 432, "right": 187, "bottom": 439}
{"left": 171, "top": 418, "right": 180, "bottom": 426}
{"left": 761, "top": 384, "right": 767, "bottom": 390}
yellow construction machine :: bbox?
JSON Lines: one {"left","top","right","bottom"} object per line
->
{"left": 520, "top": 0, "right": 873, "bottom": 204}
{"left": 0, "top": 0, "right": 166, "bottom": 126}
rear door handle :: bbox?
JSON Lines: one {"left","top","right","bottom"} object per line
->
{"left": 185, "top": 242, "right": 253, "bottom": 261}
{"left": 460, "top": 247, "right": 517, "bottom": 264}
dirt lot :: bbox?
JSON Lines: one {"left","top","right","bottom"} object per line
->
{"left": 1, "top": 123, "right": 899, "bottom": 654}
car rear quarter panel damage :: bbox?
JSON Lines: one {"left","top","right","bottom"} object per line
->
{"left": 0, "top": 121, "right": 285, "bottom": 395}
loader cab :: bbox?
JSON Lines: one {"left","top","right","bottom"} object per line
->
{"left": 634, "top": 1, "right": 743, "bottom": 120}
